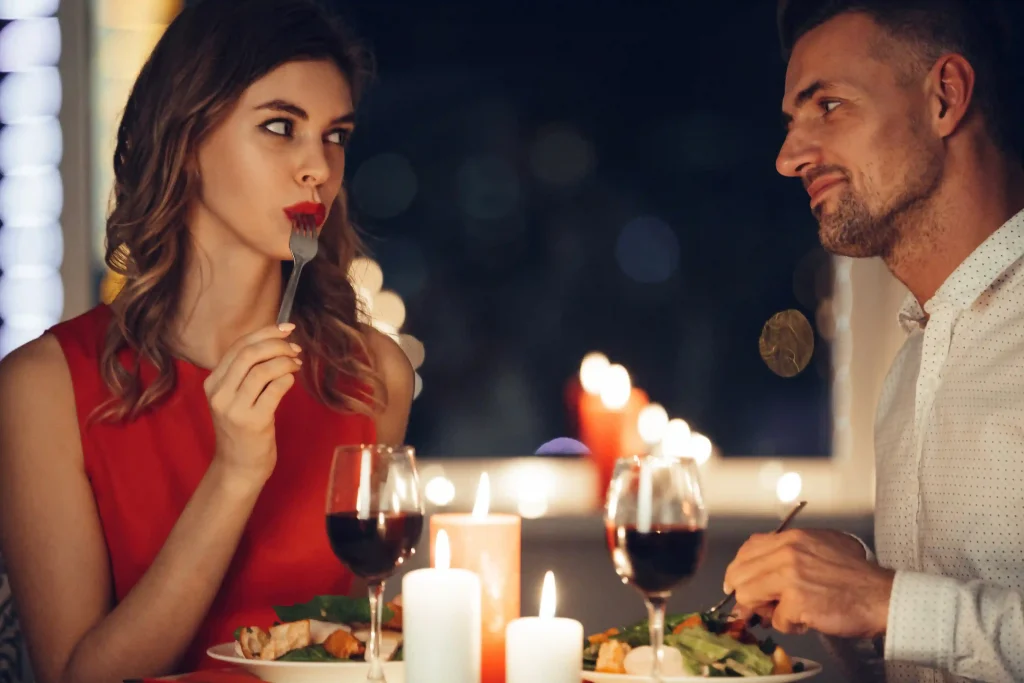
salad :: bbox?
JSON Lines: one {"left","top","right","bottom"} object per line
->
{"left": 584, "top": 612, "right": 805, "bottom": 678}
{"left": 233, "top": 595, "right": 403, "bottom": 662}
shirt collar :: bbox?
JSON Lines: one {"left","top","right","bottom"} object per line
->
{"left": 898, "top": 293, "right": 926, "bottom": 333}
{"left": 897, "top": 207, "right": 1024, "bottom": 332}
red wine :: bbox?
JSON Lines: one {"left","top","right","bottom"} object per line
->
{"left": 326, "top": 511, "right": 424, "bottom": 581}
{"left": 606, "top": 523, "right": 705, "bottom": 595}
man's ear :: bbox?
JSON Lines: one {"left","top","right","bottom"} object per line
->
{"left": 927, "top": 53, "right": 975, "bottom": 138}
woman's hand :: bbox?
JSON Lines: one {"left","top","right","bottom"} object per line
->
{"left": 204, "top": 322, "right": 302, "bottom": 488}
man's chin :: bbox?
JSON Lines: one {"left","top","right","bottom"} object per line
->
{"left": 818, "top": 225, "right": 880, "bottom": 259}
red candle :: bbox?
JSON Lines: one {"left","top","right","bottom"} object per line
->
{"left": 575, "top": 355, "right": 648, "bottom": 497}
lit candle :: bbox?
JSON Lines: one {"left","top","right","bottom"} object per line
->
{"left": 505, "top": 571, "right": 583, "bottom": 683}
{"left": 576, "top": 358, "right": 648, "bottom": 497}
{"left": 431, "top": 474, "right": 521, "bottom": 683}
{"left": 403, "top": 530, "right": 482, "bottom": 683}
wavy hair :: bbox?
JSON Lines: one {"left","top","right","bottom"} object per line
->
{"left": 98, "top": 0, "right": 383, "bottom": 421}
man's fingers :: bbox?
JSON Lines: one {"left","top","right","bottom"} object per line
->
{"left": 733, "top": 571, "right": 790, "bottom": 610}
{"left": 725, "top": 542, "right": 802, "bottom": 596}
{"left": 771, "top": 598, "right": 809, "bottom": 634}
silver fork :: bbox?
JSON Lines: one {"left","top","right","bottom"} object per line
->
{"left": 276, "top": 213, "right": 319, "bottom": 325}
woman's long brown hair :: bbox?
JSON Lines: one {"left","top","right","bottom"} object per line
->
{"left": 98, "top": 0, "right": 383, "bottom": 421}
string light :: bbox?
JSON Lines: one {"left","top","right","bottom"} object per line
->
{"left": 0, "top": 1, "right": 64, "bottom": 357}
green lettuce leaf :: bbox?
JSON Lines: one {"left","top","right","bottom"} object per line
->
{"left": 276, "top": 645, "right": 344, "bottom": 662}
{"left": 273, "top": 595, "right": 394, "bottom": 625}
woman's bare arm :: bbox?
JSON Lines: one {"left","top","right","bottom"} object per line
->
{"left": 0, "top": 327, "right": 298, "bottom": 683}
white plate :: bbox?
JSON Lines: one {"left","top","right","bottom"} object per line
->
{"left": 206, "top": 643, "right": 405, "bottom": 683}
{"left": 581, "top": 657, "right": 822, "bottom": 683}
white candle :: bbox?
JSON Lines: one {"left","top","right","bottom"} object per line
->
{"left": 505, "top": 571, "right": 583, "bottom": 683}
{"left": 403, "top": 530, "right": 482, "bottom": 683}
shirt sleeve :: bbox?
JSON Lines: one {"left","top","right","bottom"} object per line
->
{"left": 885, "top": 570, "right": 1024, "bottom": 682}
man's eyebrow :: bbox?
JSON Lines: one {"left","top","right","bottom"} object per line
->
{"left": 254, "top": 99, "right": 355, "bottom": 125}
{"left": 781, "top": 80, "right": 837, "bottom": 129}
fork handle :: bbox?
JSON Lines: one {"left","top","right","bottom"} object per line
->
{"left": 276, "top": 259, "right": 305, "bottom": 326}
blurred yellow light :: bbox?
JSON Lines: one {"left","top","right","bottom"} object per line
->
{"left": 579, "top": 352, "right": 609, "bottom": 394}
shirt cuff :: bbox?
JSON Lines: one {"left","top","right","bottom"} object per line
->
{"left": 884, "top": 570, "right": 959, "bottom": 670}
{"left": 842, "top": 531, "right": 875, "bottom": 562}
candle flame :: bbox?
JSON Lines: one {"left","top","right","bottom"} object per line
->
{"left": 599, "top": 364, "right": 632, "bottom": 410}
{"left": 689, "top": 433, "right": 713, "bottom": 466}
{"left": 579, "top": 352, "right": 610, "bottom": 395}
{"left": 661, "top": 418, "right": 691, "bottom": 458}
{"left": 539, "top": 570, "right": 557, "bottom": 618}
{"left": 472, "top": 472, "right": 490, "bottom": 518}
{"left": 637, "top": 403, "right": 669, "bottom": 446}
{"left": 435, "top": 529, "right": 450, "bottom": 569}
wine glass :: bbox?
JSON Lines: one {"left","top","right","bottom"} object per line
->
{"left": 604, "top": 454, "right": 708, "bottom": 681}
{"left": 326, "top": 444, "right": 424, "bottom": 682}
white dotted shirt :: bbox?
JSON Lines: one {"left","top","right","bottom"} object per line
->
{"left": 873, "top": 208, "right": 1024, "bottom": 683}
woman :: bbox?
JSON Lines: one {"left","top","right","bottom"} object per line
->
{"left": 0, "top": 1, "right": 414, "bottom": 681}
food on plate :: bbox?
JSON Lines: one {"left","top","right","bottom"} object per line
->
{"left": 233, "top": 594, "right": 403, "bottom": 662}
{"left": 583, "top": 612, "right": 807, "bottom": 677}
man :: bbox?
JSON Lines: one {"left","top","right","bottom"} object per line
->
{"left": 723, "top": 1, "right": 1024, "bottom": 681}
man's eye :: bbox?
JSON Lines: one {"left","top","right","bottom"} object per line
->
{"left": 822, "top": 100, "right": 841, "bottom": 114}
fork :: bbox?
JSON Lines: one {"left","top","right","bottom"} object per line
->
{"left": 276, "top": 213, "right": 319, "bottom": 325}
{"left": 702, "top": 500, "right": 808, "bottom": 620}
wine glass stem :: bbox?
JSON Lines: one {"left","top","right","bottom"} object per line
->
{"left": 645, "top": 594, "right": 668, "bottom": 682}
{"left": 366, "top": 580, "right": 386, "bottom": 682}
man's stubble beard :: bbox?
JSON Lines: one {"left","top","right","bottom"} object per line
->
{"left": 815, "top": 148, "right": 944, "bottom": 264}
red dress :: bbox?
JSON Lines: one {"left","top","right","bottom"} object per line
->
{"left": 48, "top": 305, "right": 373, "bottom": 671}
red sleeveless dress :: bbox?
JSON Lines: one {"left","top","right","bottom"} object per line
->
{"left": 48, "top": 305, "right": 373, "bottom": 671}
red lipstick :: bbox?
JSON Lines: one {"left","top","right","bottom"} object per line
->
{"left": 284, "top": 201, "right": 326, "bottom": 227}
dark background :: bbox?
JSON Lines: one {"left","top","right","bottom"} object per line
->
{"left": 329, "top": 0, "right": 835, "bottom": 457}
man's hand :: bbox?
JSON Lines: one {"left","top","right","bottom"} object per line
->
{"left": 723, "top": 529, "right": 895, "bottom": 639}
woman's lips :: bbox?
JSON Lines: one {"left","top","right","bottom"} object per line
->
{"left": 284, "top": 202, "right": 326, "bottom": 227}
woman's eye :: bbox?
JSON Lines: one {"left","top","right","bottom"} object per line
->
{"left": 326, "top": 129, "right": 351, "bottom": 146}
{"left": 263, "top": 119, "right": 292, "bottom": 136}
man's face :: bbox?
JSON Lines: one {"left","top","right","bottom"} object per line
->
{"left": 777, "top": 12, "right": 943, "bottom": 258}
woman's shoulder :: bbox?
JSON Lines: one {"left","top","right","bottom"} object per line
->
{"left": 0, "top": 332, "right": 68, "bottom": 393}
{"left": 0, "top": 333, "right": 78, "bottom": 450}
{"left": 0, "top": 306, "right": 114, "bottom": 422}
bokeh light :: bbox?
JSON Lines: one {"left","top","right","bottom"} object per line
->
{"left": 615, "top": 216, "right": 680, "bottom": 284}
{"left": 529, "top": 123, "right": 595, "bottom": 187}
{"left": 352, "top": 152, "right": 418, "bottom": 219}
{"left": 456, "top": 156, "right": 520, "bottom": 220}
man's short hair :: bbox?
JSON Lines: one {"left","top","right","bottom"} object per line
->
{"left": 777, "top": 0, "right": 1022, "bottom": 163}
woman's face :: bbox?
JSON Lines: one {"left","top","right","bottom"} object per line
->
{"left": 192, "top": 59, "right": 354, "bottom": 261}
